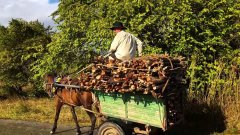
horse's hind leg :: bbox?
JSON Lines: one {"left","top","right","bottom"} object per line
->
{"left": 51, "top": 99, "right": 63, "bottom": 134}
{"left": 70, "top": 106, "right": 81, "bottom": 135}
{"left": 86, "top": 111, "right": 96, "bottom": 135}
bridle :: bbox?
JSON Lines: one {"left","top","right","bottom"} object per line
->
{"left": 44, "top": 81, "right": 78, "bottom": 106}
{"left": 45, "top": 82, "right": 54, "bottom": 97}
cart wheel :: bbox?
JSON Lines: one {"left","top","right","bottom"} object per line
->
{"left": 97, "top": 122, "right": 125, "bottom": 135}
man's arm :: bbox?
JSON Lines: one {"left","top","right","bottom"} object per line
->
{"left": 134, "top": 36, "right": 143, "bottom": 56}
{"left": 109, "top": 35, "right": 120, "bottom": 53}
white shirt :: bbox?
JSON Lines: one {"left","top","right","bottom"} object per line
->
{"left": 109, "top": 31, "right": 143, "bottom": 61}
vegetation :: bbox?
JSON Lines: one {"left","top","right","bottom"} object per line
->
{"left": 0, "top": 98, "right": 99, "bottom": 127}
{"left": 0, "top": 0, "right": 239, "bottom": 133}
{"left": 0, "top": 19, "right": 52, "bottom": 97}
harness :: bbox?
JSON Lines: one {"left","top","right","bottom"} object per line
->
{"left": 45, "top": 82, "right": 101, "bottom": 115}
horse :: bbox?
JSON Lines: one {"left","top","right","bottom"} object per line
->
{"left": 44, "top": 74, "right": 100, "bottom": 135}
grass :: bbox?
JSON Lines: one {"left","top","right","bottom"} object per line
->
{"left": 185, "top": 60, "right": 240, "bottom": 135}
{"left": 0, "top": 97, "right": 99, "bottom": 127}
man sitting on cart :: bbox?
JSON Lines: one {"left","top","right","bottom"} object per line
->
{"left": 108, "top": 21, "right": 143, "bottom": 61}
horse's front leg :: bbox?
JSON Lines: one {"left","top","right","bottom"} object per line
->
{"left": 86, "top": 110, "right": 96, "bottom": 135}
{"left": 50, "top": 99, "right": 63, "bottom": 134}
{"left": 71, "top": 106, "right": 81, "bottom": 135}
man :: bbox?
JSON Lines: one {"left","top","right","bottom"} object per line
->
{"left": 108, "top": 21, "right": 143, "bottom": 61}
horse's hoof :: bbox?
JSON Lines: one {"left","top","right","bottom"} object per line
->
{"left": 76, "top": 132, "right": 80, "bottom": 135}
{"left": 50, "top": 131, "right": 54, "bottom": 134}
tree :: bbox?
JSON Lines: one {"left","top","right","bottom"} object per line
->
{"left": 35, "top": 0, "right": 239, "bottom": 95}
{"left": 0, "top": 19, "right": 51, "bottom": 93}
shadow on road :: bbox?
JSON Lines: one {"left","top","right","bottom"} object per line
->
{"left": 54, "top": 128, "right": 76, "bottom": 134}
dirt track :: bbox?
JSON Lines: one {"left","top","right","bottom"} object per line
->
{"left": 0, "top": 119, "right": 97, "bottom": 135}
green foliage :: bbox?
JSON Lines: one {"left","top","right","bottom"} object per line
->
{"left": 39, "top": 0, "right": 240, "bottom": 94}
{"left": 0, "top": 0, "right": 239, "bottom": 101}
{"left": 35, "top": 0, "right": 170, "bottom": 76}
{"left": 0, "top": 19, "right": 51, "bottom": 93}
{"left": 186, "top": 0, "right": 240, "bottom": 94}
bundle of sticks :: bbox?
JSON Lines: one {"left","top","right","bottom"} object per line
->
{"left": 77, "top": 54, "right": 187, "bottom": 98}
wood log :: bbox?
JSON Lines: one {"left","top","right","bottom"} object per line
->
{"left": 77, "top": 54, "right": 186, "bottom": 97}
{"left": 72, "top": 54, "right": 186, "bottom": 125}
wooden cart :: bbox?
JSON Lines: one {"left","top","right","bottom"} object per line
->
{"left": 93, "top": 89, "right": 184, "bottom": 135}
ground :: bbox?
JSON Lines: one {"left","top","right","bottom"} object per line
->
{"left": 0, "top": 119, "right": 97, "bottom": 135}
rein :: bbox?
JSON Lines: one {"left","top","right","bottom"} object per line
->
{"left": 45, "top": 83, "right": 54, "bottom": 96}
{"left": 45, "top": 82, "right": 76, "bottom": 104}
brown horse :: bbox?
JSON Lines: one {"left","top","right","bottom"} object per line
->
{"left": 44, "top": 74, "right": 99, "bottom": 135}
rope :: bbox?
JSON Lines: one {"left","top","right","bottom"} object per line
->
{"left": 76, "top": 63, "right": 94, "bottom": 74}
{"left": 80, "top": 106, "right": 102, "bottom": 115}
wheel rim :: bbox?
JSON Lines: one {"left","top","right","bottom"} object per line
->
{"left": 101, "top": 126, "right": 120, "bottom": 135}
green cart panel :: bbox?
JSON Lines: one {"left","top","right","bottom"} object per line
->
{"left": 94, "top": 90, "right": 167, "bottom": 130}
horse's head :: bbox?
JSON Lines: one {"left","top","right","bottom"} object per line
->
{"left": 43, "top": 74, "right": 55, "bottom": 98}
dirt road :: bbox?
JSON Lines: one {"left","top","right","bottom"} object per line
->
{"left": 0, "top": 119, "right": 97, "bottom": 135}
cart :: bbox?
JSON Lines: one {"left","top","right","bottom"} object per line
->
{"left": 93, "top": 89, "right": 184, "bottom": 135}
{"left": 52, "top": 54, "right": 186, "bottom": 134}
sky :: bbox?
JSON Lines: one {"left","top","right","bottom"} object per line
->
{"left": 0, "top": 0, "right": 59, "bottom": 27}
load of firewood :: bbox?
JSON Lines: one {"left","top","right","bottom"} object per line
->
{"left": 76, "top": 54, "right": 187, "bottom": 98}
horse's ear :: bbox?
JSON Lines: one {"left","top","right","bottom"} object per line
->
{"left": 44, "top": 74, "right": 55, "bottom": 81}
{"left": 46, "top": 72, "right": 59, "bottom": 79}
{"left": 44, "top": 74, "right": 49, "bottom": 80}
{"left": 44, "top": 74, "right": 51, "bottom": 78}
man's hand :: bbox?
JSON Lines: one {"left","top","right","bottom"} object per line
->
{"left": 139, "top": 52, "right": 142, "bottom": 57}
{"left": 103, "top": 52, "right": 112, "bottom": 58}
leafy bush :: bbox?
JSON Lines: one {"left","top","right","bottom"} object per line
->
{"left": 0, "top": 19, "right": 52, "bottom": 95}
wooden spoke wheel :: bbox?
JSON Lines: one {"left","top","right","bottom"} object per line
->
{"left": 97, "top": 122, "right": 125, "bottom": 135}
